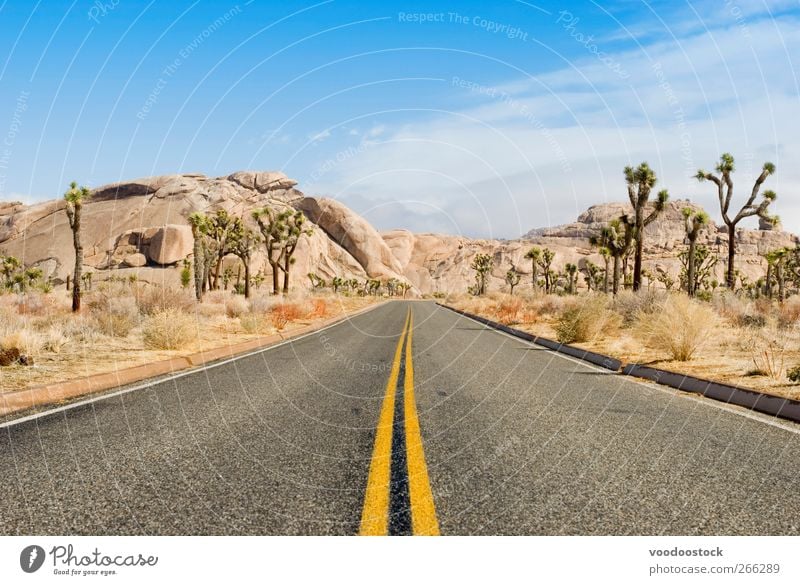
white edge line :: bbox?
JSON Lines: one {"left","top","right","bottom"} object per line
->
{"left": 446, "top": 306, "right": 800, "bottom": 438}
{"left": 0, "top": 304, "right": 384, "bottom": 430}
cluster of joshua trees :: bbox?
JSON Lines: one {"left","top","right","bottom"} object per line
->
{"left": 470, "top": 154, "right": 785, "bottom": 300}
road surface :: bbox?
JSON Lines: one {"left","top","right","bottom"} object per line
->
{"left": 1, "top": 301, "right": 799, "bottom": 535}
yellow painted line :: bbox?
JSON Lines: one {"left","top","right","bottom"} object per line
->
{"left": 403, "top": 311, "right": 441, "bottom": 536}
{"left": 359, "top": 309, "right": 410, "bottom": 536}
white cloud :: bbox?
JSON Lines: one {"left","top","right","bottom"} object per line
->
{"left": 310, "top": 16, "right": 800, "bottom": 238}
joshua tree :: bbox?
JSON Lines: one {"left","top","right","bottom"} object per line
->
{"left": 565, "top": 263, "right": 578, "bottom": 294}
{"left": 505, "top": 266, "right": 521, "bottom": 295}
{"left": 655, "top": 267, "right": 675, "bottom": 291}
{"left": 764, "top": 247, "right": 790, "bottom": 301}
{"left": 592, "top": 217, "right": 633, "bottom": 295}
{"left": 537, "top": 248, "right": 555, "bottom": 294}
{"left": 279, "top": 210, "right": 312, "bottom": 294}
{"left": 679, "top": 245, "right": 717, "bottom": 295}
{"left": 252, "top": 207, "right": 289, "bottom": 295}
{"left": 524, "top": 246, "right": 541, "bottom": 291}
{"left": 229, "top": 217, "right": 259, "bottom": 299}
{"left": 580, "top": 261, "right": 600, "bottom": 292}
{"left": 307, "top": 272, "right": 327, "bottom": 289}
{"left": 695, "top": 153, "right": 778, "bottom": 288}
{"left": 188, "top": 212, "right": 210, "bottom": 301}
{"left": 682, "top": 207, "right": 710, "bottom": 297}
{"left": 64, "top": 181, "right": 91, "bottom": 311}
{"left": 624, "top": 162, "right": 668, "bottom": 291}
{"left": 331, "top": 276, "right": 344, "bottom": 293}
{"left": 1, "top": 256, "right": 20, "bottom": 289}
{"left": 204, "top": 210, "right": 236, "bottom": 290}
{"left": 470, "top": 253, "right": 493, "bottom": 296}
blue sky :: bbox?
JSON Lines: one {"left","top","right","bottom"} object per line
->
{"left": 0, "top": 0, "right": 799, "bottom": 238}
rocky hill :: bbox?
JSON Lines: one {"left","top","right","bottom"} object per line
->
{"left": 0, "top": 172, "right": 795, "bottom": 295}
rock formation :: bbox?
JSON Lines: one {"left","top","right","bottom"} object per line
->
{"left": 0, "top": 173, "right": 795, "bottom": 296}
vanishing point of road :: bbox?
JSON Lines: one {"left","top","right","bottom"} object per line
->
{"left": 1, "top": 301, "right": 799, "bottom": 535}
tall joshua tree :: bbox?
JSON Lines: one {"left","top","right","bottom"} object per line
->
{"left": 537, "top": 248, "right": 555, "bottom": 294}
{"left": 505, "top": 265, "right": 521, "bottom": 295}
{"left": 624, "top": 162, "right": 668, "bottom": 291}
{"left": 64, "top": 181, "right": 91, "bottom": 312}
{"left": 188, "top": 212, "right": 210, "bottom": 301}
{"left": 594, "top": 216, "right": 634, "bottom": 295}
{"left": 524, "top": 246, "right": 541, "bottom": 291}
{"left": 682, "top": 207, "right": 709, "bottom": 297}
{"left": 279, "top": 210, "right": 312, "bottom": 294}
{"left": 229, "top": 217, "right": 260, "bottom": 299}
{"left": 253, "top": 206, "right": 288, "bottom": 295}
{"left": 470, "top": 253, "right": 493, "bottom": 296}
{"left": 695, "top": 153, "right": 777, "bottom": 289}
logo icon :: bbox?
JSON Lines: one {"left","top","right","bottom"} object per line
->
{"left": 20, "top": 545, "right": 45, "bottom": 573}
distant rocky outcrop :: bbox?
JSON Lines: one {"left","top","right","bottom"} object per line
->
{"left": 0, "top": 174, "right": 795, "bottom": 295}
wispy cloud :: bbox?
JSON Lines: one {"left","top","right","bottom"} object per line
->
{"left": 311, "top": 15, "right": 800, "bottom": 238}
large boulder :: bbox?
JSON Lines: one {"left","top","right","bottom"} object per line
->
{"left": 147, "top": 225, "right": 193, "bottom": 265}
{"left": 297, "top": 197, "right": 406, "bottom": 280}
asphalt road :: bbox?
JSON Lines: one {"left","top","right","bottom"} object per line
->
{"left": 1, "top": 300, "right": 799, "bottom": 535}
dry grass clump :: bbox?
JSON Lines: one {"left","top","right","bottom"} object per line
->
{"left": 137, "top": 285, "right": 194, "bottom": 316}
{"left": 612, "top": 289, "right": 664, "bottom": 326}
{"left": 744, "top": 326, "right": 787, "bottom": 380}
{"left": 248, "top": 295, "right": 274, "bottom": 314}
{"left": 239, "top": 312, "right": 271, "bottom": 334}
{"left": 1, "top": 329, "right": 42, "bottom": 356}
{"left": 142, "top": 309, "right": 196, "bottom": 350}
{"left": 41, "top": 326, "right": 70, "bottom": 353}
{"left": 93, "top": 296, "right": 139, "bottom": 337}
{"left": 306, "top": 298, "right": 329, "bottom": 319}
{"left": 496, "top": 297, "right": 523, "bottom": 325}
{"left": 16, "top": 292, "right": 51, "bottom": 316}
{"left": 554, "top": 296, "right": 617, "bottom": 344}
{"left": 270, "top": 303, "right": 303, "bottom": 331}
{"left": 777, "top": 296, "right": 800, "bottom": 329}
{"left": 224, "top": 295, "right": 249, "bottom": 318}
{"left": 635, "top": 294, "right": 716, "bottom": 361}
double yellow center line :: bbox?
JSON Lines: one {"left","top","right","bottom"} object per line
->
{"left": 359, "top": 308, "right": 439, "bottom": 536}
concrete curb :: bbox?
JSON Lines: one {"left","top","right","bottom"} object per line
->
{"left": 438, "top": 302, "right": 800, "bottom": 425}
{"left": 439, "top": 303, "right": 622, "bottom": 371}
{"left": 0, "top": 301, "right": 385, "bottom": 418}
{"left": 622, "top": 364, "right": 800, "bottom": 424}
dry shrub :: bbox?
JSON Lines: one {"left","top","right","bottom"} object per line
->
{"left": 41, "top": 326, "right": 70, "bottom": 353}
{"left": 224, "top": 295, "right": 250, "bottom": 318}
{"left": 306, "top": 298, "right": 329, "bottom": 319}
{"left": 1, "top": 329, "right": 42, "bottom": 355}
{"left": 16, "top": 292, "right": 50, "bottom": 316}
{"left": 635, "top": 294, "right": 716, "bottom": 361}
{"left": 62, "top": 316, "right": 102, "bottom": 344}
{"left": 496, "top": 297, "right": 523, "bottom": 325}
{"left": 239, "top": 313, "right": 271, "bottom": 334}
{"left": 519, "top": 308, "right": 539, "bottom": 325}
{"left": 533, "top": 294, "right": 566, "bottom": 316}
{"left": 248, "top": 296, "right": 274, "bottom": 314}
{"left": 137, "top": 285, "right": 194, "bottom": 316}
{"left": 778, "top": 296, "right": 800, "bottom": 329}
{"left": 196, "top": 302, "right": 225, "bottom": 318}
{"left": 93, "top": 296, "right": 139, "bottom": 337}
{"left": 554, "top": 296, "right": 617, "bottom": 344}
{"left": 713, "top": 292, "right": 766, "bottom": 328}
{"left": 142, "top": 309, "right": 196, "bottom": 350}
{"left": 744, "top": 327, "right": 786, "bottom": 380}
{"left": 270, "top": 303, "right": 302, "bottom": 331}
{"left": 203, "top": 290, "right": 228, "bottom": 305}
{"left": 612, "top": 289, "right": 664, "bottom": 327}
